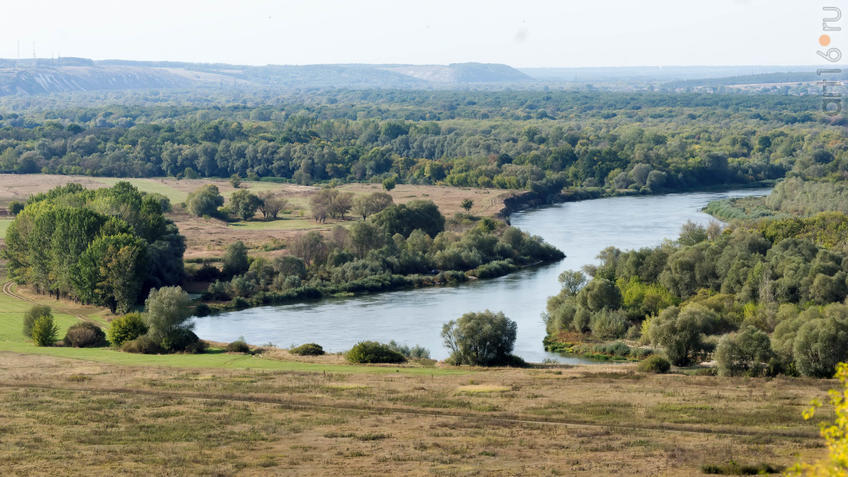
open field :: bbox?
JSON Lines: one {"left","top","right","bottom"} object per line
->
{"left": 0, "top": 174, "right": 514, "bottom": 257}
{"left": 0, "top": 351, "right": 831, "bottom": 476}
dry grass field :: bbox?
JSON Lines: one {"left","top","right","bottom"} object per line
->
{"left": 0, "top": 351, "right": 830, "bottom": 476}
{"left": 0, "top": 174, "right": 514, "bottom": 258}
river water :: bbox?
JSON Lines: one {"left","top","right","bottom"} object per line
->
{"left": 193, "top": 188, "right": 770, "bottom": 362}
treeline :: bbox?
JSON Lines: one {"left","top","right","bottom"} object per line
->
{"left": 3, "top": 183, "right": 185, "bottom": 313}
{"left": 0, "top": 90, "right": 840, "bottom": 194}
{"left": 199, "top": 201, "right": 563, "bottom": 308}
{"left": 544, "top": 213, "right": 848, "bottom": 378}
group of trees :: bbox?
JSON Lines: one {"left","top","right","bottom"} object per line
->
{"left": 203, "top": 201, "right": 563, "bottom": 307}
{"left": 185, "top": 184, "right": 287, "bottom": 221}
{"left": 545, "top": 212, "right": 848, "bottom": 378}
{"left": 4, "top": 183, "right": 185, "bottom": 313}
{"left": 0, "top": 90, "right": 836, "bottom": 196}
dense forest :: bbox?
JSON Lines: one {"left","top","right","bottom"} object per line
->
{"left": 3, "top": 183, "right": 185, "bottom": 313}
{"left": 544, "top": 211, "right": 848, "bottom": 378}
{"left": 0, "top": 90, "right": 841, "bottom": 197}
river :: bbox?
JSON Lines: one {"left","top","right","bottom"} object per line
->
{"left": 193, "top": 188, "right": 770, "bottom": 363}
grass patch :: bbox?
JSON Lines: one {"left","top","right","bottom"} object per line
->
{"left": 456, "top": 384, "right": 510, "bottom": 394}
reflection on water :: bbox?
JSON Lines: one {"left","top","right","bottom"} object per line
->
{"left": 193, "top": 188, "right": 770, "bottom": 362}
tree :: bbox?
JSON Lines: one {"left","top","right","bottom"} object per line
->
{"left": 222, "top": 241, "right": 249, "bottom": 277}
{"left": 229, "top": 174, "right": 242, "bottom": 188}
{"left": 23, "top": 305, "right": 52, "bottom": 338}
{"left": 461, "top": 199, "right": 473, "bottom": 212}
{"left": 382, "top": 176, "right": 397, "bottom": 191}
{"left": 144, "top": 286, "right": 195, "bottom": 351}
{"left": 558, "top": 270, "right": 587, "bottom": 296}
{"left": 310, "top": 188, "right": 353, "bottom": 222}
{"left": 442, "top": 310, "right": 519, "bottom": 366}
{"left": 229, "top": 190, "right": 262, "bottom": 220}
{"left": 290, "top": 231, "right": 328, "bottom": 266}
{"left": 31, "top": 314, "right": 58, "bottom": 346}
{"left": 648, "top": 304, "right": 718, "bottom": 366}
{"left": 370, "top": 200, "right": 445, "bottom": 237}
{"left": 257, "top": 192, "right": 287, "bottom": 220}
{"left": 793, "top": 318, "right": 848, "bottom": 378}
{"left": 185, "top": 185, "right": 224, "bottom": 217}
{"left": 715, "top": 326, "right": 774, "bottom": 376}
{"left": 352, "top": 192, "right": 393, "bottom": 220}
{"left": 350, "top": 221, "right": 385, "bottom": 257}
{"left": 75, "top": 233, "right": 147, "bottom": 314}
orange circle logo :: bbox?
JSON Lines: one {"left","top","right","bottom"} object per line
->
{"left": 820, "top": 34, "right": 832, "bottom": 46}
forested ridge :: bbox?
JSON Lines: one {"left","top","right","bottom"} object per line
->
{"left": 0, "top": 90, "right": 840, "bottom": 196}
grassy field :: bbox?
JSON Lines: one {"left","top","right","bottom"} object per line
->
{"left": 0, "top": 351, "right": 831, "bottom": 476}
{"left": 0, "top": 174, "right": 514, "bottom": 257}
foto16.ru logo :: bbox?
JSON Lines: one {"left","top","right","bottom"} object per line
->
{"left": 819, "top": 7, "right": 843, "bottom": 115}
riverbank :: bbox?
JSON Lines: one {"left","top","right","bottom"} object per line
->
{"left": 497, "top": 180, "right": 778, "bottom": 220}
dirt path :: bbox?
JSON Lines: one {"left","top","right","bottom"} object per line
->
{"left": 2, "top": 280, "right": 95, "bottom": 324}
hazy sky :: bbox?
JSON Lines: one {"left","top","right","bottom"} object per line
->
{"left": 0, "top": 0, "right": 828, "bottom": 67}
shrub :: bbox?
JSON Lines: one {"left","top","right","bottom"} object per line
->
{"left": 442, "top": 310, "right": 518, "bottom": 366}
{"left": 387, "top": 340, "right": 431, "bottom": 359}
{"left": 31, "top": 315, "right": 58, "bottom": 347}
{"left": 715, "top": 326, "right": 774, "bottom": 377}
{"left": 161, "top": 328, "right": 203, "bottom": 353}
{"left": 64, "top": 322, "right": 107, "bottom": 348}
{"left": 121, "top": 335, "right": 163, "bottom": 354}
{"left": 346, "top": 341, "right": 407, "bottom": 364}
{"left": 290, "top": 343, "right": 325, "bottom": 356}
{"left": 107, "top": 313, "right": 148, "bottom": 346}
{"left": 23, "top": 305, "right": 52, "bottom": 338}
{"left": 227, "top": 338, "right": 250, "bottom": 353}
{"left": 638, "top": 355, "right": 671, "bottom": 373}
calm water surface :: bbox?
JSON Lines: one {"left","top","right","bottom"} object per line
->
{"left": 194, "top": 188, "right": 770, "bottom": 362}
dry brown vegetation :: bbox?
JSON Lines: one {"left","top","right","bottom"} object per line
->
{"left": 0, "top": 174, "right": 514, "bottom": 258}
{"left": 0, "top": 351, "right": 830, "bottom": 476}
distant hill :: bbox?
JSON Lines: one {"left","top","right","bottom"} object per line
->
{"left": 0, "top": 59, "right": 532, "bottom": 95}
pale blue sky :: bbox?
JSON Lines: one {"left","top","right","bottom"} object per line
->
{"left": 0, "top": 0, "right": 828, "bottom": 67}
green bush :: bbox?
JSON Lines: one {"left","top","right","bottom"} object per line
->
{"left": 64, "top": 322, "right": 107, "bottom": 348}
{"left": 121, "top": 335, "right": 164, "bottom": 354}
{"left": 387, "top": 340, "right": 430, "bottom": 359}
{"left": 638, "top": 355, "right": 671, "bottom": 374}
{"left": 442, "top": 310, "right": 519, "bottom": 366}
{"left": 227, "top": 338, "right": 250, "bottom": 353}
{"left": 31, "top": 315, "right": 58, "bottom": 347}
{"left": 107, "top": 313, "right": 148, "bottom": 346}
{"left": 23, "top": 305, "right": 52, "bottom": 338}
{"left": 290, "top": 343, "right": 325, "bottom": 356}
{"left": 346, "top": 341, "right": 407, "bottom": 364}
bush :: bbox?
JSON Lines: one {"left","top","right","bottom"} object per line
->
{"left": 442, "top": 310, "right": 518, "bottom": 366}
{"left": 387, "top": 340, "right": 431, "bottom": 359}
{"left": 715, "top": 326, "right": 774, "bottom": 377}
{"left": 290, "top": 343, "right": 325, "bottom": 356}
{"left": 638, "top": 355, "right": 671, "bottom": 374}
{"left": 23, "top": 305, "right": 52, "bottom": 338}
{"left": 121, "top": 335, "right": 164, "bottom": 354}
{"left": 107, "top": 313, "right": 148, "bottom": 346}
{"left": 161, "top": 328, "right": 203, "bottom": 353}
{"left": 31, "top": 315, "right": 58, "bottom": 347}
{"left": 346, "top": 341, "right": 407, "bottom": 364}
{"left": 227, "top": 338, "right": 250, "bottom": 353}
{"left": 64, "top": 322, "right": 107, "bottom": 348}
